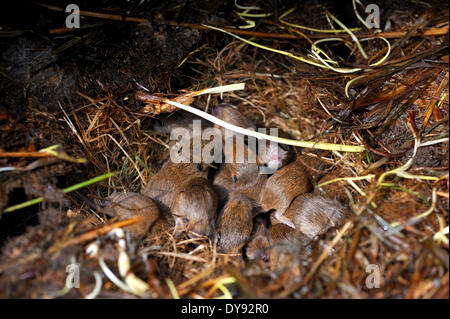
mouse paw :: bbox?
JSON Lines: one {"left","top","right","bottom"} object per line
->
{"left": 274, "top": 211, "right": 296, "bottom": 229}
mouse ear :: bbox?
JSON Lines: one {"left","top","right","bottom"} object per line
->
{"left": 273, "top": 211, "right": 296, "bottom": 229}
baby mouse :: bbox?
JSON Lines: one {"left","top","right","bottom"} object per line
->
{"left": 213, "top": 162, "right": 266, "bottom": 206}
{"left": 259, "top": 155, "right": 312, "bottom": 228}
{"left": 142, "top": 160, "right": 209, "bottom": 214}
{"left": 213, "top": 104, "right": 261, "bottom": 179}
{"left": 153, "top": 110, "right": 212, "bottom": 138}
{"left": 212, "top": 103, "right": 256, "bottom": 135}
{"left": 230, "top": 163, "right": 267, "bottom": 203}
{"left": 269, "top": 223, "right": 311, "bottom": 247}
{"left": 171, "top": 177, "right": 218, "bottom": 239}
{"left": 278, "top": 193, "right": 349, "bottom": 241}
{"left": 169, "top": 132, "right": 222, "bottom": 165}
{"left": 245, "top": 216, "right": 270, "bottom": 262}
{"left": 213, "top": 103, "right": 292, "bottom": 171}
{"left": 267, "top": 223, "right": 309, "bottom": 274}
{"left": 216, "top": 193, "right": 257, "bottom": 253}
{"left": 103, "top": 192, "right": 162, "bottom": 237}
{"left": 223, "top": 136, "right": 261, "bottom": 181}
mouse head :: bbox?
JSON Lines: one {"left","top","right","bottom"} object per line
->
{"left": 212, "top": 104, "right": 255, "bottom": 130}
{"left": 104, "top": 192, "right": 160, "bottom": 237}
{"left": 264, "top": 143, "right": 288, "bottom": 170}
